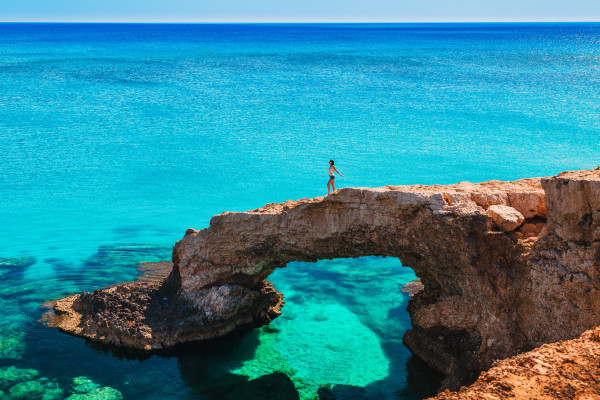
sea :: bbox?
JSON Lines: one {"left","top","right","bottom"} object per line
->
{"left": 1, "top": 23, "right": 599, "bottom": 400}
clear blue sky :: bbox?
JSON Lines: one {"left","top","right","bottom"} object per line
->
{"left": 2, "top": 0, "right": 600, "bottom": 22}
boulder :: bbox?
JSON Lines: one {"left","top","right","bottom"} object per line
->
{"left": 44, "top": 169, "right": 600, "bottom": 391}
{"left": 486, "top": 204, "right": 525, "bottom": 231}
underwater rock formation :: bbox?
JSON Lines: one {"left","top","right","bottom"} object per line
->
{"left": 0, "top": 256, "right": 38, "bottom": 360}
{"left": 66, "top": 376, "right": 122, "bottom": 400}
{"left": 0, "top": 366, "right": 63, "bottom": 400}
{"left": 45, "top": 170, "right": 600, "bottom": 389}
{"left": 217, "top": 372, "right": 299, "bottom": 400}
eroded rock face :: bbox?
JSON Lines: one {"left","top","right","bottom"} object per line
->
{"left": 44, "top": 263, "right": 283, "bottom": 351}
{"left": 44, "top": 170, "right": 600, "bottom": 390}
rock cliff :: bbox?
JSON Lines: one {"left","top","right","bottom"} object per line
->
{"left": 44, "top": 170, "right": 600, "bottom": 390}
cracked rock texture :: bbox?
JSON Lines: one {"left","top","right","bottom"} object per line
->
{"left": 45, "top": 170, "right": 600, "bottom": 391}
{"left": 429, "top": 327, "right": 600, "bottom": 400}
{"left": 44, "top": 263, "right": 283, "bottom": 350}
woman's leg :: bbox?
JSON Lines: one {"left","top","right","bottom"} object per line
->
{"left": 327, "top": 178, "right": 333, "bottom": 194}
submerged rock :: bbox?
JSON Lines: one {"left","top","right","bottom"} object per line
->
{"left": 221, "top": 372, "right": 299, "bottom": 400}
{"left": 230, "top": 300, "right": 389, "bottom": 397}
{"left": 65, "top": 387, "right": 122, "bottom": 400}
{"left": 0, "top": 367, "right": 63, "bottom": 400}
{"left": 66, "top": 376, "right": 122, "bottom": 400}
{"left": 486, "top": 204, "right": 525, "bottom": 231}
{"left": 8, "top": 378, "right": 62, "bottom": 400}
{"left": 429, "top": 326, "right": 600, "bottom": 400}
{"left": 0, "top": 257, "right": 42, "bottom": 361}
{"left": 70, "top": 376, "right": 101, "bottom": 394}
{"left": 0, "top": 328, "right": 25, "bottom": 360}
{"left": 73, "top": 244, "right": 171, "bottom": 288}
{"left": 0, "top": 257, "right": 37, "bottom": 280}
{"left": 45, "top": 169, "right": 600, "bottom": 390}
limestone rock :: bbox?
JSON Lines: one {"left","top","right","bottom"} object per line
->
{"left": 486, "top": 204, "right": 525, "bottom": 231}
{"left": 508, "top": 190, "right": 546, "bottom": 219}
{"left": 44, "top": 169, "right": 600, "bottom": 391}
{"left": 543, "top": 170, "right": 600, "bottom": 242}
{"left": 221, "top": 372, "right": 300, "bottom": 400}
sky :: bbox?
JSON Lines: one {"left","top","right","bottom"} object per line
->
{"left": 1, "top": 0, "right": 600, "bottom": 22}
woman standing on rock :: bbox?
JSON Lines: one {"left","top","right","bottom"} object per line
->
{"left": 327, "top": 160, "right": 344, "bottom": 195}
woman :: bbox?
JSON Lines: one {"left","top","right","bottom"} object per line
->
{"left": 327, "top": 160, "right": 344, "bottom": 195}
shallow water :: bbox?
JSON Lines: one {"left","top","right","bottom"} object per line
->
{"left": 1, "top": 23, "right": 600, "bottom": 399}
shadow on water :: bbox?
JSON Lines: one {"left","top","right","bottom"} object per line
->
{"left": 175, "top": 333, "right": 300, "bottom": 399}
{"left": 388, "top": 300, "right": 444, "bottom": 399}
{"left": 83, "top": 329, "right": 303, "bottom": 399}
{"left": 61, "top": 320, "right": 441, "bottom": 400}
{"left": 399, "top": 356, "right": 445, "bottom": 400}
{"left": 18, "top": 317, "right": 301, "bottom": 399}
{"left": 316, "top": 355, "right": 443, "bottom": 400}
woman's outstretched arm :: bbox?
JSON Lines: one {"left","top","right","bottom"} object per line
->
{"left": 333, "top": 167, "right": 344, "bottom": 177}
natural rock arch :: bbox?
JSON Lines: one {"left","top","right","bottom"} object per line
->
{"left": 47, "top": 170, "right": 600, "bottom": 389}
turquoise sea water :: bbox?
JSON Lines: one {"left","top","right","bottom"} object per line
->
{"left": 1, "top": 23, "right": 600, "bottom": 399}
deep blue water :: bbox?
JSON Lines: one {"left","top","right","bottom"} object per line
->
{"left": 1, "top": 23, "right": 600, "bottom": 399}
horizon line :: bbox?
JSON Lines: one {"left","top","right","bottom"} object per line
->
{"left": 2, "top": 19, "right": 600, "bottom": 24}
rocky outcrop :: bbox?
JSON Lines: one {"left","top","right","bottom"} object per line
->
{"left": 429, "top": 327, "right": 600, "bottom": 400}
{"left": 44, "top": 170, "right": 600, "bottom": 390}
{"left": 44, "top": 262, "right": 283, "bottom": 350}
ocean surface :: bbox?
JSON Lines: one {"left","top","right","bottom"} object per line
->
{"left": 1, "top": 22, "right": 600, "bottom": 400}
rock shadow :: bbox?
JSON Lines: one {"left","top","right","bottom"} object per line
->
{"left": 175, "top": 330, "right": 300, "bottom": 399}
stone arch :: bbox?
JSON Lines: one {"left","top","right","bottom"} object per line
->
{"left": 166, "top": 182, "right": 544, "bottom": 387}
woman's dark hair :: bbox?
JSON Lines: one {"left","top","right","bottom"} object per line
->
{"left": 329, "top": 160, "right": 334, "bottom": 165}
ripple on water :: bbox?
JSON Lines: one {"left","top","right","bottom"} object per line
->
{"left": 0, "top": 256, "right": 40, "bottom": 360}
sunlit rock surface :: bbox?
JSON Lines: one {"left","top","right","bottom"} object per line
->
{"left": 45, "top": 170, "right": 600, "bottom": 389}
{"left": 429, "top": 326, "right": 600, "bottom": 400}
{"left": 66, "top": 376, "right": 123, "bottom": 400}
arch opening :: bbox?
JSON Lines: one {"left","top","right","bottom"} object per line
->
{"left": 227, "top": 256, "right": 443, "bottom": 400}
